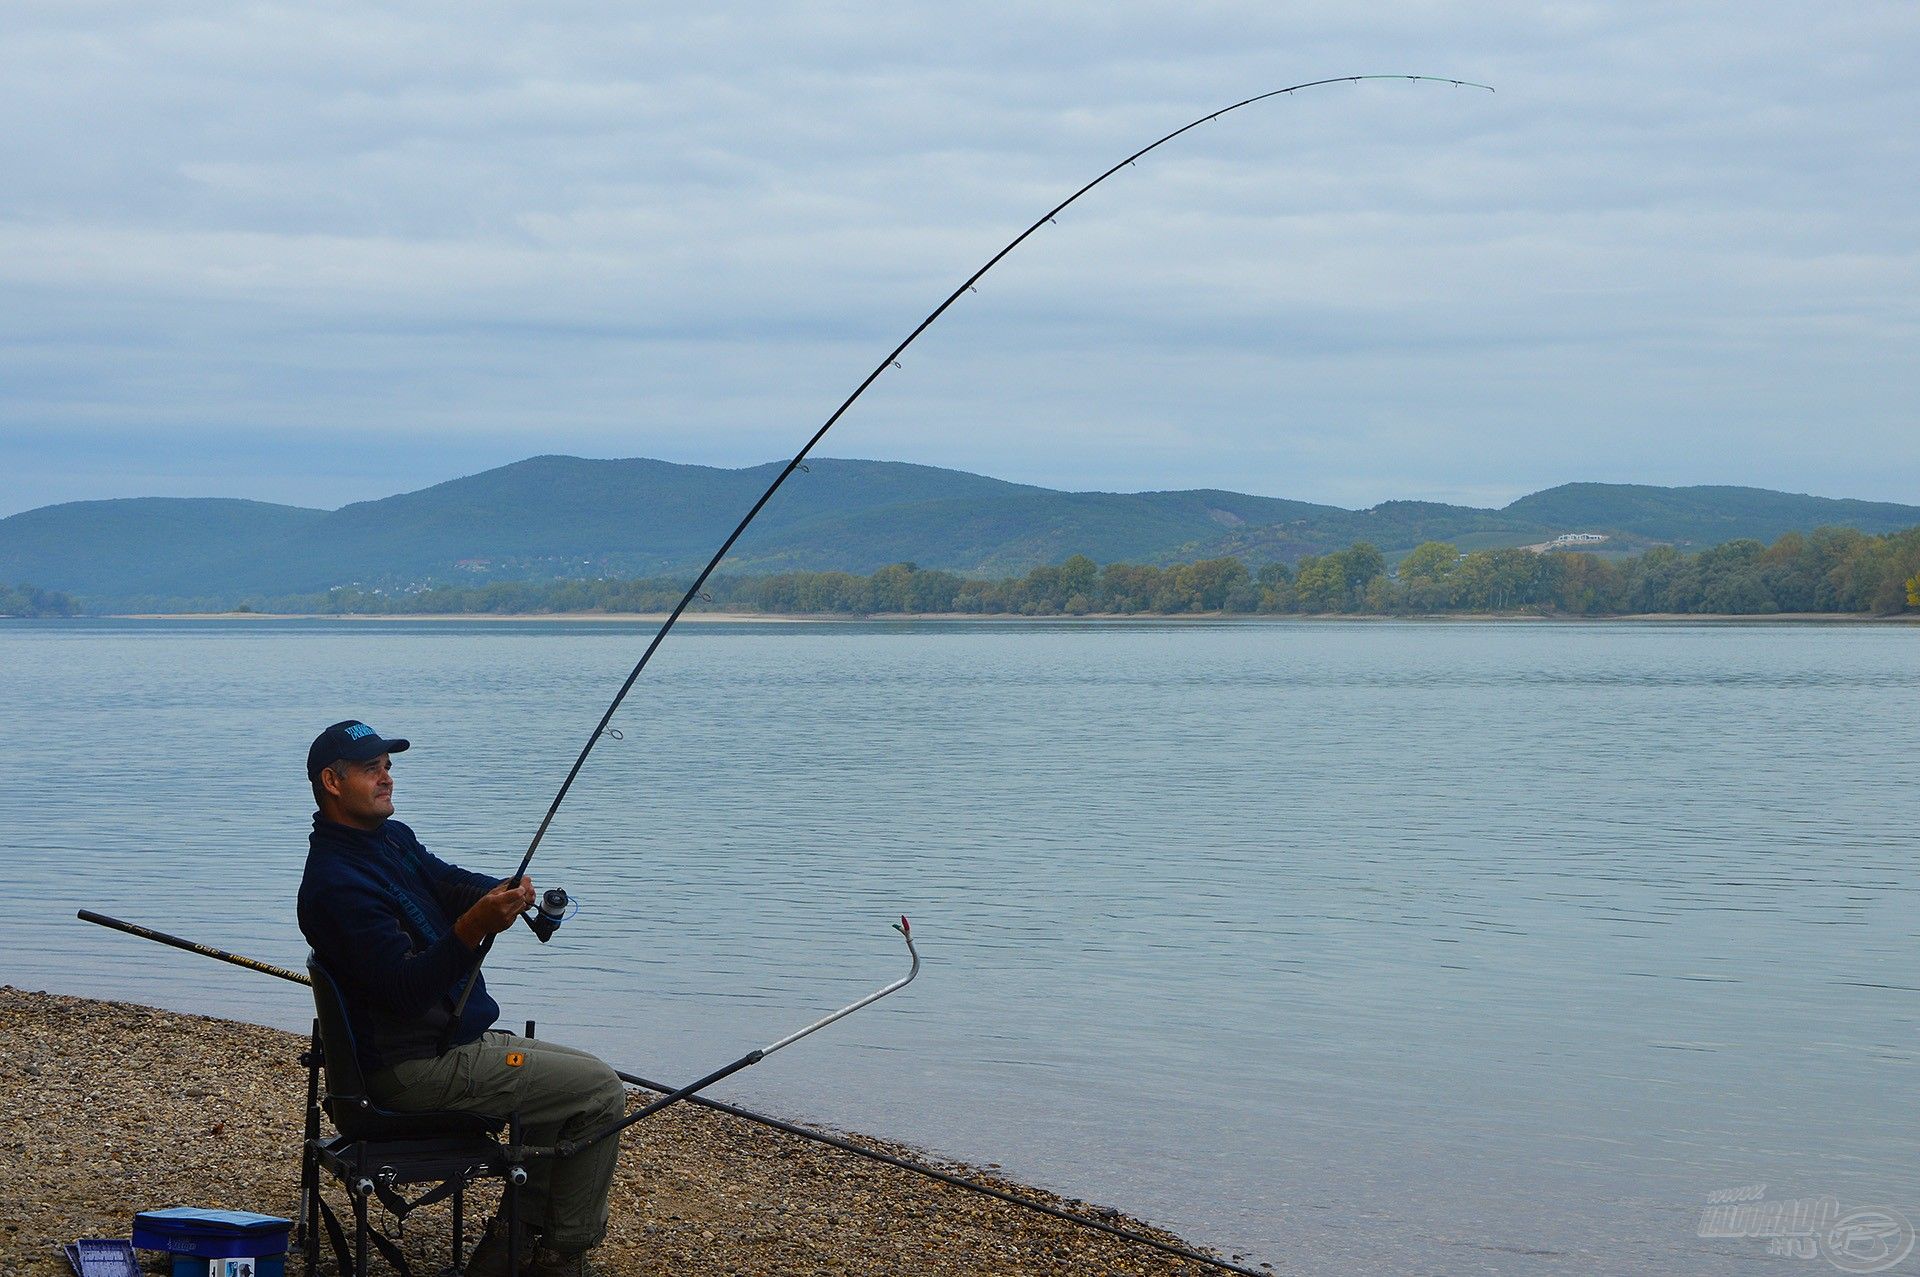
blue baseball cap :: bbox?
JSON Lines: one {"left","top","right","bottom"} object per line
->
{"left": 307, "top": 720, "right": 411, "bottom": 781}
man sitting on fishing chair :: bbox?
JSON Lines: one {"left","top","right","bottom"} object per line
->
{"left": 297, "top": 720, "right": 626, "bottom": 1277}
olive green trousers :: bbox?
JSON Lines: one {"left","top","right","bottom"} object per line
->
{"left": 369, "top": 1030, "right": 627, "bottom": 1253}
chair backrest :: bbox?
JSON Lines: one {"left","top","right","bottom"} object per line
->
{"left": 307, "top": 954, "right": 372, "bottom": 1108}
{"left": 305, "top": 951, "right": 502, "bottom": 1142}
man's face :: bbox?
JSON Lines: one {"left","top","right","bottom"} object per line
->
{"left": 323, "top": 754, "right": 395, "bottom": 828}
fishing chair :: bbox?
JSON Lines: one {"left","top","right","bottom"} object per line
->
{"left": 297, "top": 955, "right": 527, "bottom": 1277}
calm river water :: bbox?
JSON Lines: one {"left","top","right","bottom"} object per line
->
{"left": 1, "top": 618, "right": 1915, "bottom": 1273}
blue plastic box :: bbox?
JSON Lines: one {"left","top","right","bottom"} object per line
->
{"left": 132, "top": 1208, "right": 290, "bottom": 1276}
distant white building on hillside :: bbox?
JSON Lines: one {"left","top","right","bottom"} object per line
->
{"left": 1522, "top": 531, "right": 1612, "bottom": 555}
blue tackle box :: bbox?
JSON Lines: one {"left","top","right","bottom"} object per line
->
{"left": 132, "top": 1208, "right": 291, "bottom": 1276}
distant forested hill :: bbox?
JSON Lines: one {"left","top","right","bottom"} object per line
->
{"left": 2, "top": 457, "right": 1916, "bottom": 610}
{"left": 1504, "top": 483, "right": 1920, "bottom": 546}
{"left": 0, "top": 498, "right": 326, "bottom": 603}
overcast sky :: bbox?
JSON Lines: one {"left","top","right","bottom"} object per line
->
{"left": 1, "top": 2, "right": 1914, "bottom": 517}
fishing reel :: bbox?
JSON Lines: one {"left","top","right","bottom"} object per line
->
{"left": 522, "top": 886, "right": 572, "bottom": 943}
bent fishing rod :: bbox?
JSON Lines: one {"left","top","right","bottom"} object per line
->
{"left": 78, "top": 909, "right": 1269, "bottom": 1277}
{"left": 451, "top": 71, "right": 1494, "bottom": 1016}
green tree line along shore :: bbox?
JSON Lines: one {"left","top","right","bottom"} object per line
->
{"left": 0, "top": 583, "right": 78, "bottom": 617}
{"left": 9, "top": 526, "right": 1919, "bottom": 619}
{"left": 275, "top": 525, "right": 1920, "bottom": 618}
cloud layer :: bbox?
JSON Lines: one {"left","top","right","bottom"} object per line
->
{"left": 2, "top": 2, "right": 1915, "bottom": 515}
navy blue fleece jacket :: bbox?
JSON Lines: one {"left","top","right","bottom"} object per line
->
{"left": 297, "top": 814, "right": 503, "bottom": 1075}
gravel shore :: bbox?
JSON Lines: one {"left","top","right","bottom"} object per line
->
{"left": 1, "top": 987, "right": 1250, "bottom": 1276}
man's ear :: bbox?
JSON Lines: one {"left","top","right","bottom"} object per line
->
{"left": 320, "top": 766, "right": 344, "bottom": 799}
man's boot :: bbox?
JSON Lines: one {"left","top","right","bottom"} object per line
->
{"left": 528, "top": 1245, "right": 596, "bottom": 1276}
{"left": 465, "top": 1215, "right": 533, "bottom": 1277}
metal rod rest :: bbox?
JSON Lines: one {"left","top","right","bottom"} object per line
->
{"left": 552, "top": 918, "right": 918, "bottom": 1155}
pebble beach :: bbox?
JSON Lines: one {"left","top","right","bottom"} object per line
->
{"left": 0, "top": 987, "right": 1245, "bottom": 1276}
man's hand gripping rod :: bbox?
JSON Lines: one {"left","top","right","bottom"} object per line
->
{"left": 536, "top": 917, "right": 919, "bottom": 1158}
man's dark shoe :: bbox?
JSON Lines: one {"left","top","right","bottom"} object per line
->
{"left": 528, "top": 1246, "right": 596, "bottom": 1277}
{"left": 465, "top": 1215, "right": 533, "bottom": 1277}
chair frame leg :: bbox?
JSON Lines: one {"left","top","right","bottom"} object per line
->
{"left": 450, "top": 1179, "right": 466, "bottom": 1275}
{"left": 300, "top": 1021, "right": 323, "bottom": 1277}
{"left": 302, "top": 1153, "right": 321, "bottom": 1277}
{"left": 505, "top": 1110, "right": 524, "bottom": 1274}
{"left": 352, "top": 1145, "right": 370, "bottom": 1277}
{"left": 352, "top": 1186, "right": 370, "bottom": 1277}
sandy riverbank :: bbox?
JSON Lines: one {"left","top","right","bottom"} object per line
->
{"left": 106, "top": 610, "right": 1920, "bottom": 624}
{"left": 113, "top": 611, "right": 820, "bottom": 623}
{"left": 0, "top": 987, "right": 1236, "bottom": 1276}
